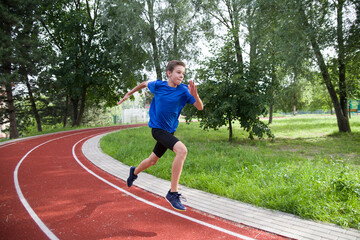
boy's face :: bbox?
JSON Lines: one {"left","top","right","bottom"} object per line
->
{"left": 167, "top": 65, "right": 185, "bottom": 86}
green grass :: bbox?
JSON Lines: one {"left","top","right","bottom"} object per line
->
{"left": 100, "top": 114, "right": 360, "bottom": 229}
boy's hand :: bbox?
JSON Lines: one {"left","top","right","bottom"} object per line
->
{"left": 188, "top": 80, "right": 198, "bottom": 97}
{"left": 189, "top": 80, "right": 203, "bottom": 110}
{"left": 118, "top": 93, "right": 130, "bottom": 105}
{"left": 118, "top": 81, "right": 148, "bottom": 105}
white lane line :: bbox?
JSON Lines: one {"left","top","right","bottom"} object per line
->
{"left": 72, "top": 137, "right": 255, "bottom": 240}
{"left": 13, "top": 130, "right": 103, "bottom": 240}
{"left": 1, "top": 125, "right": 121, "bottom": 149}
{"left": 14, "top": 138, "right": 63, "bottom": 240}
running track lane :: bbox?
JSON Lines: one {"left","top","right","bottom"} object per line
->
{"left": 0, "top": 125, "right": 289, "bottom": 240}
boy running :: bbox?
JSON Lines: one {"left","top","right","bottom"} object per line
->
{"left": 118, "top": 60, "right": 203, "bottom": 211}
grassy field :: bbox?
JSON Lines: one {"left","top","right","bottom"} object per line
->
{"left": 100, "top": 114, "right": 360, "bottom": 229}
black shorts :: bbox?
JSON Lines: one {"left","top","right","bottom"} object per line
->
{"left": 152, "top": 128, "right": 179, "bottom": 158}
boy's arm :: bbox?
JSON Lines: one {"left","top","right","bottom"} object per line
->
{"left": 118, "top": 81, "right": 148, "bottom": 105}
{"left": 188, "top": 80, "right": 203, "bottom": 111}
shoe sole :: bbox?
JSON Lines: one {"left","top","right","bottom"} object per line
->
{"left": 165, "top": 197, "right": 186, "bottom": 211}
{"left": 127, "top": 179, "right": 132, "bottom": 187}
{"left": 127, "top": 167, "right": 136, "bottom": 187}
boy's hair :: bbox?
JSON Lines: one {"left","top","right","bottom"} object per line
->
{"left": 166, "top": 60, "right": 186, "bottom": 73}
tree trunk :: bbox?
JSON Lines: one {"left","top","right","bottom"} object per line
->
{"left": 337, "top": 0, "right": 347, "bottom": 118}
{"left": 311, "top": 40, "right": 350, "bottom": 132}
{"left": 269, "top": 104, "right": 273, "bottom": 124}
{"left": 5, "top": 83, "right": 19, "bottom": 139}
{"left": 299, "top": 6, "right": 350, "bottom": 132}
{"left": 2, "top": 19, "right": 19, "bottom": 139}
{"left": 24, "top": 72, "right": 42, "bottom": 132}
{"left": 71, "top": 97, "right": 79, "bottom": 127}
{"left": 293, "top": 104, "right": 296, "bottom": 116}
{"left": 173, "top": 20, "right": 178, "bottom": 59}
{"left": 348, "top": 101, "right": 351, "bottom": 119}
{"left": 234, "top": 37, "right": 243, "bottom": 69}
{"left": 63, "top": 94, "right": 69, "bottom": 127}
{"left": 227, "top": 1, "right": 243, "bottom": 73}
{"left": 147, "top": 0, "right": 162, "bottom": 79}
{"left": 268, "top": 67, "right": 276, "bottom": 124}
{"left": 247, "top": 16, "right": 257, "bottom": 75}
{"left": 170, "top": 2, "right": 179, "bottom": 60}
{"left": 75, "top": 85, "right": 87, "bottom": 126}
{"left": 228, "top": 114, "right": 233, "bottom": 142}
{"left": 293, "top": 93, "right": 297, "bottom": 116}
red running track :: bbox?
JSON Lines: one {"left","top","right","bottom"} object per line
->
{"left": 0, "top": 125, "right": 290, "bottom": 240}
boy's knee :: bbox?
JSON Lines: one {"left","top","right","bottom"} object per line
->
{"left": 150, "top": 159, "right": 159, "bottom": 166}
{"left": 174, "top": 142, "right": 187, "bottom": 157}
{"left": 181, "top": 146, "right": 188, "bottom": 156}
{"left": 148, "top": 153, "right": 159, "bottom": 166}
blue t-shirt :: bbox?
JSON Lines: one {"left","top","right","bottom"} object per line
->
{"left": 148, "top": 80, "right": 196, "bottom": 133}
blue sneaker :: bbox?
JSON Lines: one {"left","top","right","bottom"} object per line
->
{"left": 127, "top": 166, "right": 137, "bottom": 187}
{"left": 165, "top": 190, "right": 187, "bottom": 211}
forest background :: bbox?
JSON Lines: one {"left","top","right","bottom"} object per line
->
{"left": 1, "top": 0, "right": 360, "bottom": 140}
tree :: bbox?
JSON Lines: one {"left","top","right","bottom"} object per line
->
{"left": 185, "top": 40, "right": 273, "bottom": 141}
{"left": 16, "top": 2, "right": 47, "bottom": 132}
{"left": 294, "top": 0, "right": 353, "bottom": 132}
{"left": 105, "top": 0, "right": 202, "bottom": 80}
{"left": 185, "top": 0, "right": 278, "bottom": 140}
{"left": 145, "top": 0, "right": 162, "bottom": 79}
{"left": 249, "top": 0, "right": 316, "bottom": 121}
{"left": 197, "top": 0, "right": 245, "bottom": 71}
{"left": 41, "top": 0, "right": 145, "bottom": 126}
{"left": 189, "top": 42, "right": 240, "bottom": 141}
{"left": 276, "top": 72, "right": 308, "bottom": 115}
{"left": 1, "top": 0, "right": 61, "bottom": 137}
{"left": 346, "top": 54, "right": 360, "bottom": 101}
{"left": 306, "top": 79, "right": 333, "bottom": 113}
{"left": 259, "top": 0, "right": 358, "bottom": 132}
{"left": 0, "top": 0, "right": 37, "bottom": 138}
{"left": 346, "top": 0, "right": 360, "bottom": 101}
{"left": 161, "top": 0, "right": 203, "bottom": 63}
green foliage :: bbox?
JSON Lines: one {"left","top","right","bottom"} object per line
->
{"left": 160, "top": 0, "right": 203, "bottom": 62}
{"left": 40, "top": 0, "right": 146, "bottom": 126}
{"left": 306, "top": 76, "right": 333, "bottom": 113}
{"left": 346, "top": 52, "right": 360, "bottom": 100}
{"left": 2, "top": 0, "right": 359, "bottom": 137}
{"left": 185, "top": 39, "right": 273, "bottom": 140}
{"left": 0, "top": 0, "right": 52, "bottom": 137}
{"left": 103, "top": 0, "right": 202, "bottom": 79}
{"left": 275, "top": 74, "right": 308, "bottom": 114}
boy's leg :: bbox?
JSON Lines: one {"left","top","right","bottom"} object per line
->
{"left": 127, "top": 136, "right": 166, "bottom": 188}
{"left": 166, "top": 141, "right": 188, "bottom": 211}
{"left": 171, "top": 141, "right": 188, "bottom": 192}
{"left": 151, "top": 129, "right": 187, "bottom": 192}
{"left": 134, "top": 152, "right": 159, "bottom": 175}
{"left": 127, "top": 153, "right": 159, "bottom": 187}
{"left": 150, "top": 129, "right": 188, "bottom": 210}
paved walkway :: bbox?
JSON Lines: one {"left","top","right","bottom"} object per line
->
{"left": 82, "top": 132, "right": 360, "bottom": 240}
